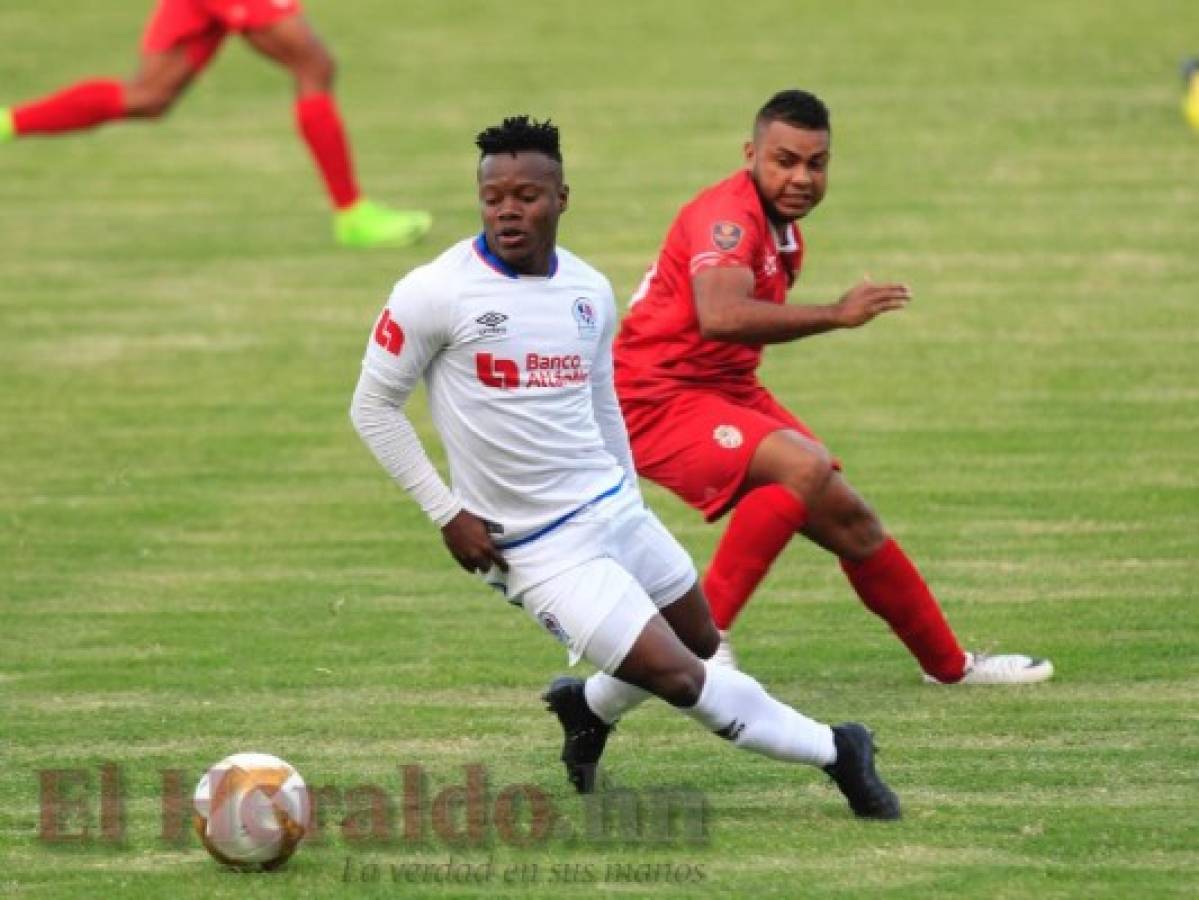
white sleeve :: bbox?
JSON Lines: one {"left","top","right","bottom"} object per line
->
{"left": 350, "top": 272, "right": 464, "bottom": 527}
{"left": 589, "top": 279, "right": 639, "bottom": 490}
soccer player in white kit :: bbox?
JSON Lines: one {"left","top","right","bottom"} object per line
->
{"left": 350, "top": 116, "right": 901, "bottom": 819}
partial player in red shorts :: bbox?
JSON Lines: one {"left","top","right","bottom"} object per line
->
{"left": 0, "top": 1, "right": 430, "bottom": 248}
{"left": 614, "top": 89, "right": 1053, "bottom": 685}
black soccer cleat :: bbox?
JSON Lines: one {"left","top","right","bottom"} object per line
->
{"left": 822, "top": 723, "right": 902, "bottom": 820}
{"left": 542, "top": 676, "right": 612, "bottom": 794}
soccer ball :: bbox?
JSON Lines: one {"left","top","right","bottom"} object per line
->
{"left": 193, "top": 752, "right": 309, "bottom": 871}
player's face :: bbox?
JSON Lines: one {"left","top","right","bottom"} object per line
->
{"left": 745, "top": 121, "right": 830, "bottom": 224}
{"left": 478, "top": 152, "right": 569, "bottom": 276}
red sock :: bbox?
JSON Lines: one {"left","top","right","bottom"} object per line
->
{"left": 703, "top": 486, "right": 806, "bottom": 630}
{"left": 294, "top": 93, "right": 361, "bottom": 211}
{"left": 841, "top": 537, "right": 967, "bottom": 682}
{"left": 12, "top": 80, "right": 126, "bottom": 135}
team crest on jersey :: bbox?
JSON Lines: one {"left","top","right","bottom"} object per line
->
{"left": 712, "top": 221, "right": 743, "bottom": 252}
{"left": 538, "top": 612, "right": 570, "bottom": 646}
{"left": 572, "top": 297, "right": 598, "bottom": 337}
{"left": 475, "top": 311, "right": 509, "bottom": 338}
{"left": 713, "top": 424, "right": 743, "bottom": 449}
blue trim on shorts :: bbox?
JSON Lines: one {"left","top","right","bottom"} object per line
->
{"left": 494, "top": 477, "right": 625, "bottom": 550}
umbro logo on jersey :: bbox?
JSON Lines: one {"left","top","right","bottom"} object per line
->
{"left": 476, "top": 311, "right": 509, "bottom": 338}
{"left": 373, "top": 308, "right": 404, "bottom": 355}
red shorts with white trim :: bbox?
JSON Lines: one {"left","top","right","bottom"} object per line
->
{"left": 142, "top": 0, "right": 302, "bottom": 67}
{"left": 621, "top": 385, "right": 836, "bottom": 522}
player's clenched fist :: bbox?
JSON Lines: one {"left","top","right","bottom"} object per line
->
{"left": 832, "top": 279, "right": 911, "bottom": 328}
{"left": 441, "top": 510, "right": 508, "bottom": 574}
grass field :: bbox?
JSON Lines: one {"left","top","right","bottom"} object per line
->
{"left": 2, "top": 1, "right": 1198, "bottom": 896}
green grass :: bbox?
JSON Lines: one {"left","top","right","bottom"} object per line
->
{"left": 2, "top": 0, "right": 1198, "bottom": 896}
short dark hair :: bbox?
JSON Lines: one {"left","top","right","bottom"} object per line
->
{"left": 754, "top": 90, "right": 830, "bottom": 133}
{"left": 475, "top": 116, "right": 562, "bottom": 162}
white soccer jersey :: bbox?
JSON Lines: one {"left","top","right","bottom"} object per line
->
{"left": 354, "top": 235, "right": 637, "bottom": 546}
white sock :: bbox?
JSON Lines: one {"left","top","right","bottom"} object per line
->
{"left": 583, "top": 672, "right": 651, "bottom": 725}
{"left": 683, "top": 662, "right": 836, "bottom": 766}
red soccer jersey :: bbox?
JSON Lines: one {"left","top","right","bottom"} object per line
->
{"left": 614, "top": 170, "right": 803, "bottom": 399}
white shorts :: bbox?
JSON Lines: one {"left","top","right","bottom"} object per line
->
{"left": 485, "top": 484, "right": 697, "bottom": 673}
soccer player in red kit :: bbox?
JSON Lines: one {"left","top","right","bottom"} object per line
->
{"left": 614, "top": 90, "right": 1052, "bottom": 684}
{"left": 0, "top": 0, "right": 430, "bottom": 248}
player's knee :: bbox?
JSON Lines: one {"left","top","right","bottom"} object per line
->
{"left": 319, "top": 49, "right": 337, "bottom": 86}
{"left": 782, "top": 442, "right": 834, "bottom": 500}
{"left": 297, "top": 45, "right": 336, "bottom": 92}
{"left": 124, "top": 84, "right": 178, "bottom": 119}
{"left": 651, "top": 666, "right": 705, "bottom": 708}
{"left": 857, "top": 508, "right": 886, "bottom": 551}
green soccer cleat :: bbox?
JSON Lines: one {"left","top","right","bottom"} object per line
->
{"left": 334, "top": 199, "right": 432, "bottom": 249}
{"left": 0, "top": 108, "right": 15, "bottom": 143}
{"left": 1183, "top": 58, "right": 1199, "bottom": 134}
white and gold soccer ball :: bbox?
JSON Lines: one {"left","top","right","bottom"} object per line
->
{"left": 193, "top": 752, "right": 309, "bottom": 871}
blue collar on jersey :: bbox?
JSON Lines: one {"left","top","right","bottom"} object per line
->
{"left": 473, "top": 233, "right": 558, "bottom": 279}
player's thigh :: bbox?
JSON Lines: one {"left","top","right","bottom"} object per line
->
{"left": 743, "top": 428, "right": 835, "bottom": 499}
{"left": 624, "top": 391, "right": 795, "bottom": 521}
{"left": 239, "top": 10, "right": 329, "bottom": 74}
{"left": 518, "top": 557, "right": 658, "bottom": 676}
{"left": 126, "top": 46, "right": 205, "bottom": 114}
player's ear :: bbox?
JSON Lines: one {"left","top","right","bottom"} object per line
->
{"left": 743, "top": 139, "right": 755, "bottom": 167}
{"left": 558, "top": 183, "right": 570, "bottom": 213}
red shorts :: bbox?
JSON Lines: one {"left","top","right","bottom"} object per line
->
{"left": 142, "top": 0, "right": 302, "bottom": 68}
{"left": 621, "top": 386, "right": 834, "bottom": 522}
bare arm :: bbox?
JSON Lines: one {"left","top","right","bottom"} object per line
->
{"left": 693, "top": 266, "right": 912, "bottom": 345}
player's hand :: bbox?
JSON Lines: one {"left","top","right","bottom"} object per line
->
{"left": 441, "top": 510, "right": 509, "bottom": 574}
{"left": 832, "top": 278, "right": 911, "bottom": 328}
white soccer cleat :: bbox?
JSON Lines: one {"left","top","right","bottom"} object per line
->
{"left": 709, "top": 630, "right": 739, "bottom": 669}
{"left": 924, "top": 651, "right": 1054, "bottom": 685}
